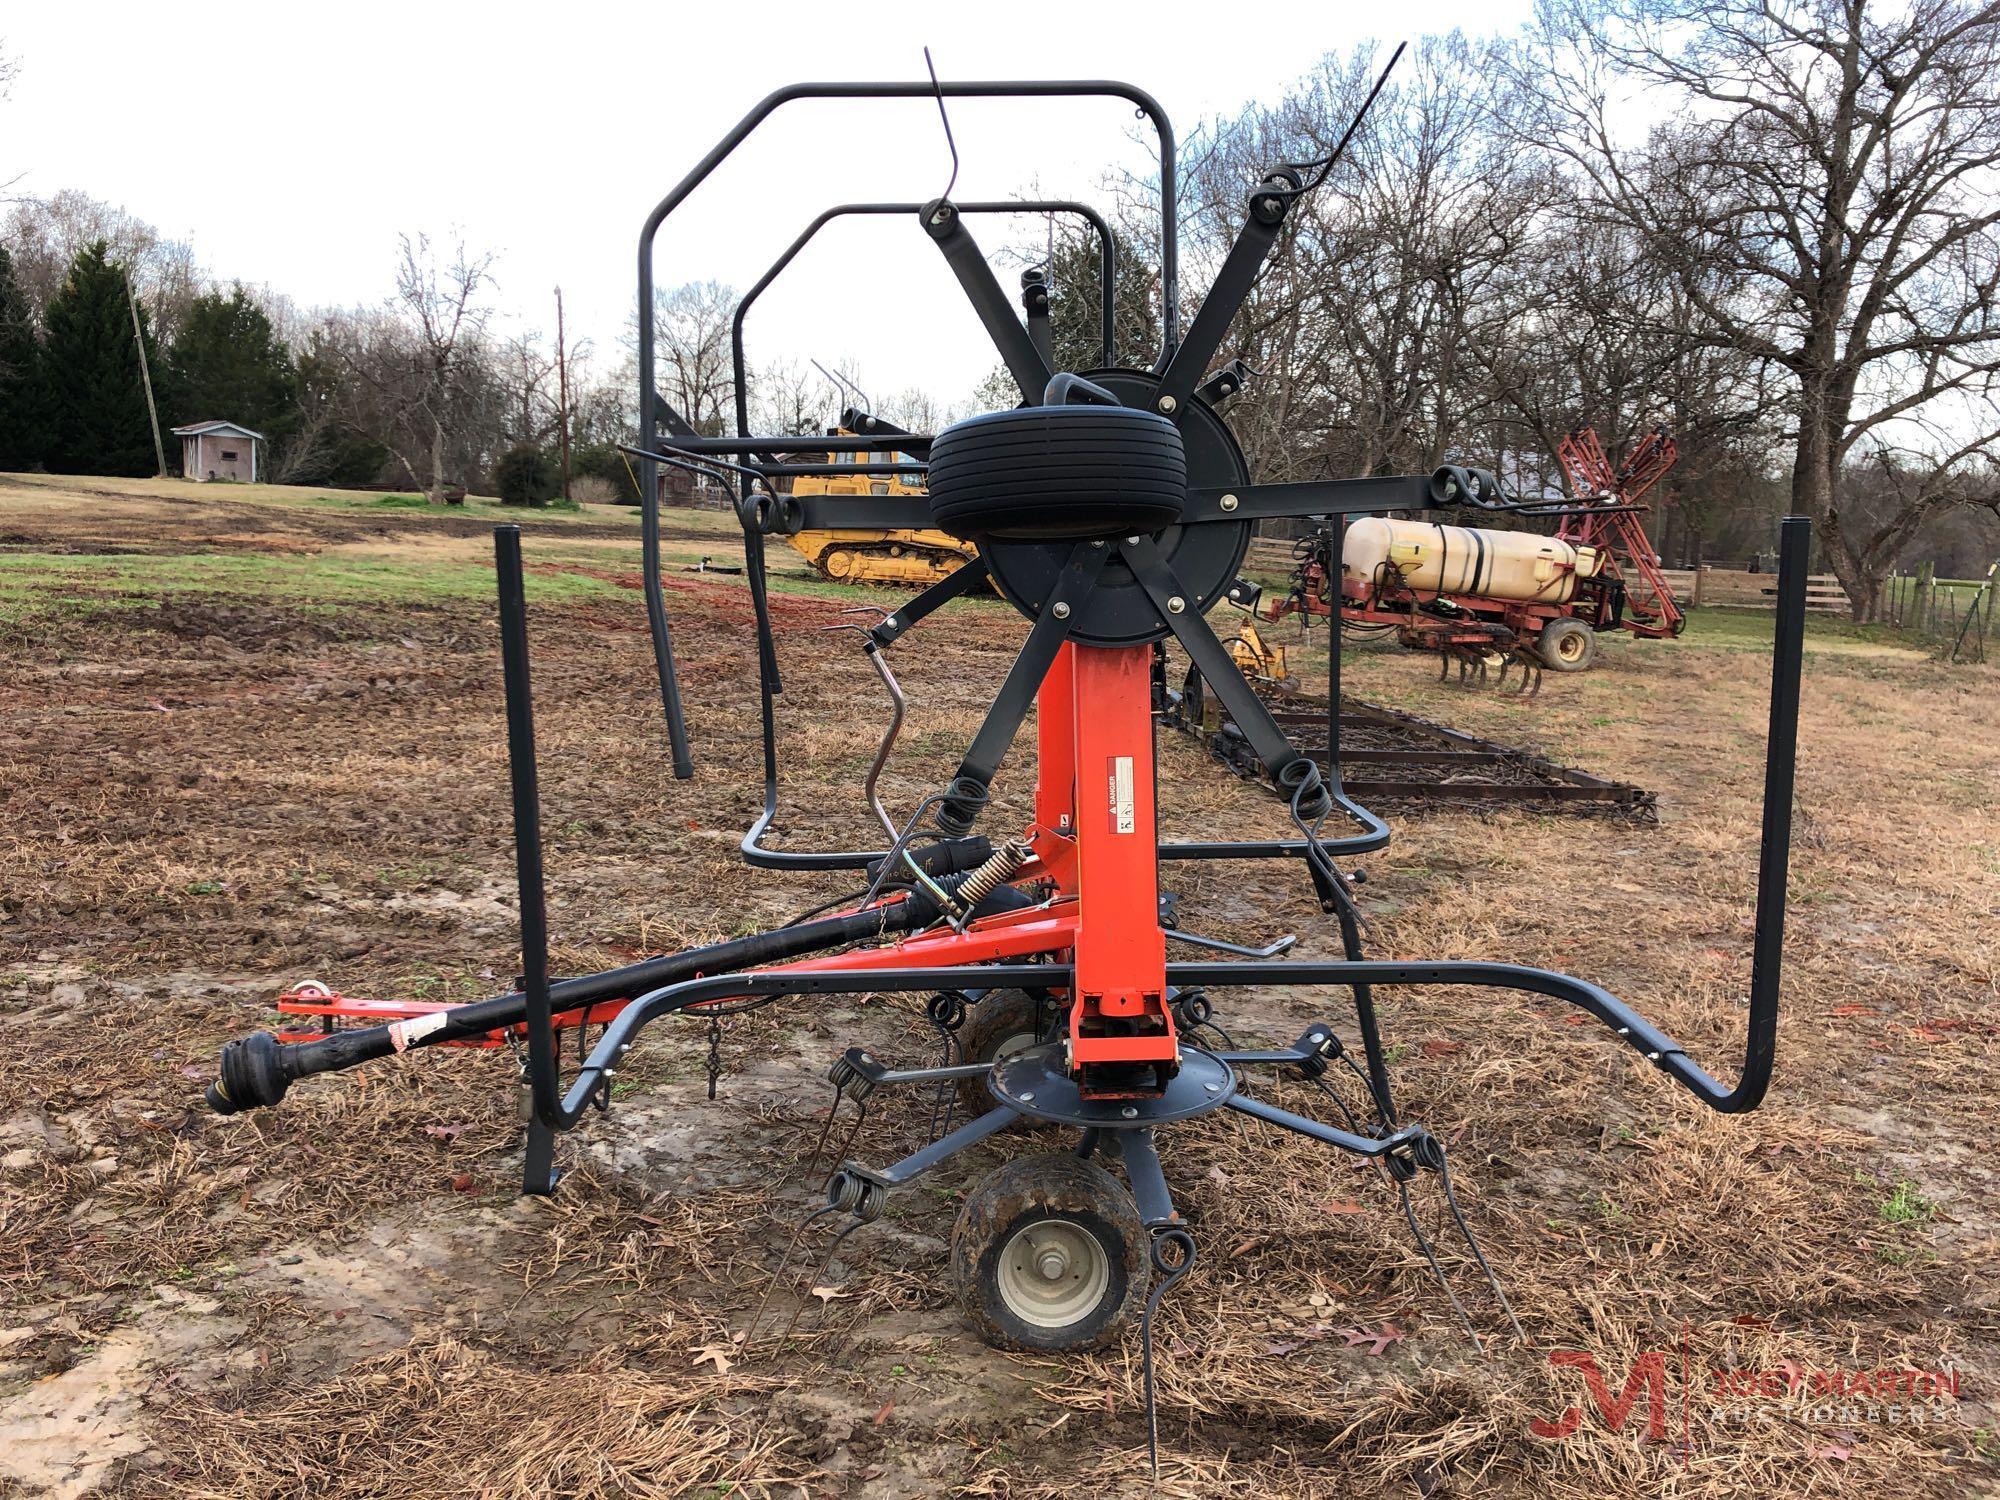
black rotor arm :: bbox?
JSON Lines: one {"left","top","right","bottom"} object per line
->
{"left": 937, "top": 541, "right": 1108, "bottom": 834}
{"left": 1118, "top": 534, "right": 1326, "bottom": 814}
{"left": 923, "top": 199, "right": 1053, "bottom": 404}
{"left": 1151, "top": 174, "right": 1298, "bottom": 413}
{"left": 1184, "top": 474, "right": 1440, "bottom": 524}
{"left": 1022, "top": 267, "right": 1053, "bottom": 369}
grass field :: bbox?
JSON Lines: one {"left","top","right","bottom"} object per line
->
{"left": 2, "top": 471, "right": 1997, "bottom": 1499}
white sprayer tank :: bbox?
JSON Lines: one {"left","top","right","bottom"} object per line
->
{"left": 1342, "top": 517, "right": 1603, "bottom": 605}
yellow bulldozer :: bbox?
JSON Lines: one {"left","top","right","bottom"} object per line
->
{"left": 781, "top": 407, "right": 979, "bottom": 587}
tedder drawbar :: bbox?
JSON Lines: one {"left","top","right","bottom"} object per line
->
{"left": 207, "top": 62, "right": 1809, "bottom": 1467}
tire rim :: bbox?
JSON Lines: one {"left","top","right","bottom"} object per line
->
{"left": 996, "top": 1218, "right": 1110, "bottom": 1329}
{"left": 1556, "top": 630, "right": 1588, "bottom": 662}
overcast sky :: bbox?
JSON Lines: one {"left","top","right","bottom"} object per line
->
{"left": 3, "top": 0, "right": 1531, "bottom": 416}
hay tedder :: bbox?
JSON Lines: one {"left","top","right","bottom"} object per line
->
{"left": 207, "top": 64, "right": 1808, "bottom": 1466}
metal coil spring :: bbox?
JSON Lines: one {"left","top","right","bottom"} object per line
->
{"left": 951, "top": 839, "right": 1032, "bottom": 918}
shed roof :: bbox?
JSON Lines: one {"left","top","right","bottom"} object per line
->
{"left": 171, "top": 420, "right": 266, "bottom": 440}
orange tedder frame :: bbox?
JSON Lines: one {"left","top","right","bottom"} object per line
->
{"left": 278, "top": 639, "right": 1180, "bottom": 1097}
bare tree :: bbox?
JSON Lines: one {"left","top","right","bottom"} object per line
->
{"left": 645, "top": 279, "right": 736, "bottom": 435}
{"left": 882, "top": 385, "right": 971, "bottom": 433}
{"left": 2, "top": 190, "right": 201, "bottom": 341}
{"left": 0, "top": 40, "right": 19, "bottom": 193}
{"left": 1175, "top": 37, "right": 1564, "bottom": 484}
{"left": 1523, "top": 0, "right": 2000, "bottom": 618}
{"left": 318, "top": 308, "right": 433, "bottom": 491}
{"left": 494, "top": 331, "right": 559, "bottom": 447}
{"left": 385, "top": 232, "right": 495, "bottom": 502}
{"left": 749, "top": 357, "right": 832, "bottom": 436}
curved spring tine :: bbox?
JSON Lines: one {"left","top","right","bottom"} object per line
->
{"left": 746, "top": 1202, "right": 841, "bottom": 1345}
{"left": 926, "top": 1021, "right": 961, "bottom": 1143}
{"left": 1397, "top": 1176, "right": 1481, "bottom": 1349}
{"left": 814, "top": 1100, "right": 870, "bottom": 1196}
{"left": 1434, "top": 1146, "right": 1526, "bottom": 1343}
{"left": 790, "top": 1088, "right": 848, "bottom": 1189}
{"left": 1142, "top": 1227, "right": 1198, "bottom": 1478}
{"left": 778, "top": 1216, "right": 871, "bottom": 1347}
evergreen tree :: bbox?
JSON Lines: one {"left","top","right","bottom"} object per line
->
{"left": 40, "top": 241, "right": 160, "bottom": 476}
{"left": 0, "top": 245, "right": 42, "bottom": 471}
{"left": 289, "top": 334, "right": 390, "bottom": 485}
{"left": 1047, "top": 221, "right": 1160, "bottom": 374}
{"left": 164, "top": 285, "right": 296, "bottom": 440}
{"left": 493, "top": 442, "right": 560, "bottom": 506}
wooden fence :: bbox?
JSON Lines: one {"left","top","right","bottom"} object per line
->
{"left": 1676, "top": 567, "right": 1850, "bottom": 612}
{"left": 1244, "top": 535, "right": 1300, "bottom": 574}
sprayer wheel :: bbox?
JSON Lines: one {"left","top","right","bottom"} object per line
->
{"left": 955, "top": 989, "right": 1052, "bottom": 1121}
{"left": 1538, "top": 617, "right": 1597, "bottom": 672}
{"left": 952, "top": 1152, "right": 1147, "bottom": 1351}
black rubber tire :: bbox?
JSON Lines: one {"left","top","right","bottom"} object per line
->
{"left": 951, "top": 1153, "right": 1147, "bottom": 1351}
{"left": 926, "top": 404, "right": 1187, "bottom": 541}
{"left": 954, "top": 989, "right": 1050, "bottom": 1121}
{"left": 1537, "top": 616, "right": 1597, "bottom": 672}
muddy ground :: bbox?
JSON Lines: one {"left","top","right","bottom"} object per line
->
{"left": 1, "top": 479, "right": 1997, "bottom": 1498}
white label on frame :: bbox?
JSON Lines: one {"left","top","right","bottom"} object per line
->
{"left": 1110, "top": 756, "right": 1135, "bottom": 834}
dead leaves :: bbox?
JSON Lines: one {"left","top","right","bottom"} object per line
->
{"left": 1262, "top": 1318, "right": 1408, "bottom": 1359}
{"left": 1338, "top": 1321, "right": 1407, "bottom": 1357}
{"left": 690, "top": 1341, "right": 736, "bottom": 1375}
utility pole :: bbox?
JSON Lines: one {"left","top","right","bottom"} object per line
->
{"left": 554, "top": 286, "right": 571, "bottom": 504}
{"left": 126, "top": 275, "right": 167, "bottom": 478}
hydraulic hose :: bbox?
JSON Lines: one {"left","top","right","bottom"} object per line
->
{"left": 208, "top": 898, "right": 924, "bottom": 1115}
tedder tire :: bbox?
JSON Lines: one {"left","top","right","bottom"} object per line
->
{"left": 925, "top": 404, "right": 1187, "bottom": 541}
{"left": 954, "top": 989, "right": 1052, "bottom": 1121}
{"left": 951, "top": 1152, "right": 1148, "bottom": 1351}
{"left": 1538, "top": 617, "right": 1597, "bottom": 672}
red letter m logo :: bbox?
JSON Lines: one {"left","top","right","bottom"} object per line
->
{"left": 1531, "top": 1351, "right": 1669, "bottom": 1440}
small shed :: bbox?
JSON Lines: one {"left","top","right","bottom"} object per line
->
{"left": 173, "top": 420, "right": 265, "bottom": 483}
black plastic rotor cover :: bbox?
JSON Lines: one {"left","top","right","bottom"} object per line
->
{"left": 948, "top": 369, "right": 1254, "bottom": 647}
{"left": 927, "top": 403, "right": 1188, "bottom": 541}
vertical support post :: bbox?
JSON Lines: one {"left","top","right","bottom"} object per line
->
{"left": 1035, "top": 642, "right": 1079, "bottom": 892}
{"left": 522, "top": 1105, "right": 560, "bottom": 1196}
{"left": 1313, "top": 513, "right": 1393, "bottom": 1121}
{"left": 1729, "top": 513, "right": 1809, "bottom": 1113}
{"left": 1325, "top": 516, "right": 1344, "bottom": 785}
{"left": 1067, "top": 644, "right": 1173, "bottom": 1090}
{"left": 495, "top": 526, "right": 563, "bottom": 1193}
{"left": 638, "top": 245, "right": 695, "bottom": 780}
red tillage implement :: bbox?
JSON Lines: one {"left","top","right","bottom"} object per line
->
{"left": 1260, "top": 425, "right": 1686, "bottom": 685}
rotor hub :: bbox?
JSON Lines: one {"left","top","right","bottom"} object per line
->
{"left": 965, "top": 369, "right": 1254, "bottom": 646}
